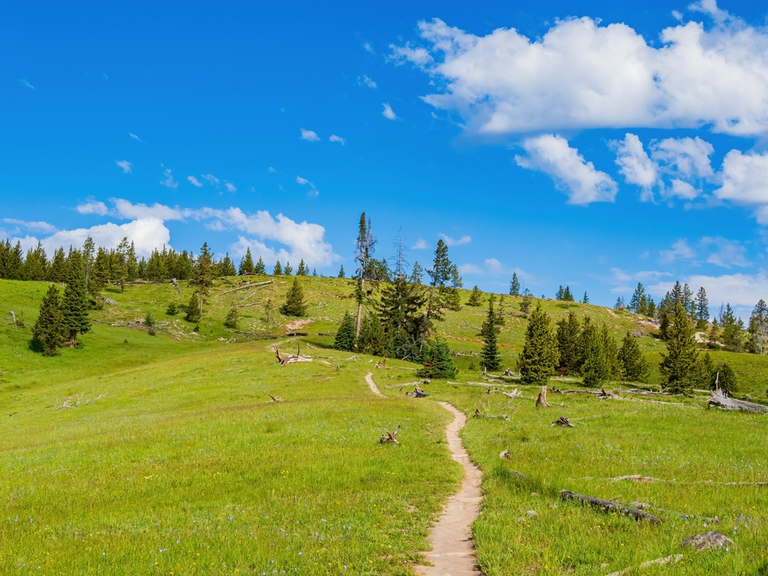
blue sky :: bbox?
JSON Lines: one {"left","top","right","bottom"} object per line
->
{"left": 3, "top": 0, "right": 768, "bottom": 316}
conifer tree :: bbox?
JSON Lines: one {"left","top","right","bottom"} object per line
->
{"left": 716, "top": 361, "right": 737, "bottom": 394}
{"left": 720, "top": 304, "right": 744, "bottom": 352}
{"left": 91, "top": 247, "right": 111, "bottom": 296}
{"left": 62, "top": 248, "right": 91, "bottom": 347}
{"left": 377, "top": 274, "right": 428, "bottom": 361}
{"left": 193, "top": 243, "right": 214, "bottom": 316}
{"left": 445, "top": 265, "right": 463, "bottom": 311}
{"left": 480, "top": 296, "right": 502, "bottom": 371}
{"left": 224, "top": 305, "right": 239, "bottom": 329}
{"left": 618, "top": 332, "right": 649, "bottom": 382}
{"left": 563, "top": 285, "right": 574, "bottom": 301}
{"left": 221, "top": 253, "right": 236, "bottom": 276}
{"left": 659, "top": 302, "right": 699, "bottom": 393}
{"left": 581, "top": 328, "right": 609, "bottom": 387}
{"left": 284, "top": 261, "right": 293, "bottom": 276}
{"left": 747, "top": 299, "right": 768, "bottom": 354}
{"left": 556, "top": 285, "right": 565, "bottom": 300}
{"left": 114, "top": 238, "right": 129, "bottom": 292}
{"left": 417, "top": 337, "right": 458, "bottom": 379}
{"left": 239, "top": 248, "right": 255, "bottom": 275}
{"left": 556, "top": 311, "right": 581, "bottom": 375}
{"left": 337, "top": 264, "right": 345, "bottom": 278}
{"left": 693, "top": 352, "right": 716, "bottom": 390}
{"left": 173, "top": 251, "right": 193, "bottom": 280}
{"left": 695, "top": 287, "right": 709, "bottom": 330}
{"left": 333, "top": 313, "right": 356, "bottom": 351}
{"left": 647, "top": 296, "right": 656, "bottom": 317}
{"left": 312, "top": 268, "right": 318, "bottom": 277}
{"left": 32, "top": 284, "right": 65, "bottom": 356}
{"left": 614, "top": 296, "right": 626, "bottom": 310}
{"left": 600, "top": 324, "right": 621, "bottom": 379}
{"left": 467, "top": 285, "right": 483, "bottom": 307}
{"left": 496, "top": 295, "right": 507, "bottom": 326}
{"left": 410, "top": 262, "right": 424, "bottom": 284}
{"left": 423, "top": 239, "right": 453, "bottom": 333}
{"left": 82, "top": 237, "right": 95, "bottom": 289}
{"left": 5, "top": 241, "right": 24, "bottom": 279}
{"left": 185, "top": 292, "right": 201, "bottom": 323}
{"left": 354, "top": 213, "right": 375, "bottom": 338}
{"left": 23, "top": 242, "right": 48, "bottom": 281}
{"left": 48, "top": 247, "right": 67, "bottom": 283}
{"left": 273, "top": 260, "right": 283, "bottom": 275}
{"left": 517, "top": 304, "right": 558, "bottom": 383}
{"left": 629, "top": 282, "right": 646, "bottom": 313}
{"left": 297, "top": 259, "right": 308, "bottom": 276}
{"left": 357, "top": 312, "right": 387, "bottom": 356}
{"left": 582, "top": 291, "right": 589, "bottom": 304}
{"left": 280, "top": 277, "right": 307, "bottom": 316}
{"left": 253, "top": 255, "right": 266, "bottom": 275}
{"left": 520, "top": 289, "right": 533, "bottom": 317}
{"left": 510, "top": 272, "right": 521, "bottom": 296}
{"left": 479, "top": 295, "right": 500, "bottom": 340}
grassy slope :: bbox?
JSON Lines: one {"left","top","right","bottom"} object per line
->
{"left": 2, "top": 277, "right": 768, "bottom": 575}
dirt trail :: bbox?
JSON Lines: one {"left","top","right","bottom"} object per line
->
{"left": 365, "top": 372, "right": 383, "bottom": 397}
{"left": 416, "top": 402, "right": 483, "bottom": 576}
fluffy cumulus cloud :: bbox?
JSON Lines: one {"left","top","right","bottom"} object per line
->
{"left": 715, "top": 150, "right": 768, "bottom": 222}
{"left": 300, "top": 129, "right": 320, "bottom": 142}
{"left": 382, "top": 103, "right": 398, "bottom": 120}
{"left": 438, "top": 233, "right": 471, "bottom": 246}
{"left": 393, "top": 4, "right": 768, "bottom": 136}
{"left": 75, "top": 201, "right": 109, "bottom": 216}
{"left": 329, "top": 134, "right": 345, "bottom": 145}
{"left": 611, "top": 134, "right": 658, "bottom": 198}
{"left": 660, "top": 238, "right": 696, "bottom": 262}
{"left": 702, "top": 236, "right": 750, "bottom": 268}
{"left": 516, "top": 135, "right": 617, "bottom": 204}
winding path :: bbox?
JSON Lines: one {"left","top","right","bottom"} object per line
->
{"left": 363, "top": 373, "right": 483, "bottom": 575}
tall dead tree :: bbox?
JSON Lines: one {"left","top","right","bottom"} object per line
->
{"left": 354, "top": 212, "right": 375, "bottom": 338}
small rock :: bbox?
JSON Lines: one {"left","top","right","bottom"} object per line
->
{"left": 680, "top": 531, "right": 734, "bottom": 552}
{"left": 499, "top": 449, "right": 511, "bottom": 459}
{"left": 525, "top": 510, "right": 538, "bottom": 517}
{"left": 104, "top": 298, "right": 117, "bottom": 305}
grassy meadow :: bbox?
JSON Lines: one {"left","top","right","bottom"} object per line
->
{"left": 2, "top": 275, "right": 768, "bottom": 574}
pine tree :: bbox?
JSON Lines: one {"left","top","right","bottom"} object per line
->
{"left": 82, "top": 237, "right": 95, "bottom": 289}
{"left": 297, "top": 259, "right": 308, "bottom": 276}
{"left": 556, "top": 311, "right": 581, "bottom": 375}
{"left": 283, "top": 261, "right": 293, "bottom": 276}
{"left": 479, "top": 295, "right": 500, "bottom": 340}
{"left": 417, "top": 337, "right": 458, "bottom": 379}
{"left": 614, "top": 296, "right": 625, "bottom": 310}
{"left": 377, "top": 275, "right": 428, "bottom": 361}
{"left": 647, "top": 296, "right": 656, "bottom": 317}
{"left": 32, "top": 284, "right": 65, "bottom": 356}
{"left": 5, "top": 241, "right": 24, "bottom": 279}
{"left": 480, "top": 296, "right": 502, "bottom": 372}
{"left": 224, "top": 305, "right": 239, "bottom": 329}
{"left": 618, "top": 332, "right": 649, "bottom": 382}
{"left": 555, "top": 285, "right": 565, "bottom": 300}
{"left": 354, "top": 213, "right": 375, "bottom": 338}
{"left": 312, "top": 268, "right": 318, "bottom": 277}
{"left": 126, "top": 242, "right": 138, "bottom": 280}
{"left": 747, "top": 299, "right": 768, "bottom": 354}
{"left": 410, "top": 262, "right": 424, "bottom": 284}
{"left": 445, "top": 265, "right": 463, "bottom": 311}
{"left": 659, "top": 302, "right": 699, "bottom": 393}
{"left": 517, "top": 304, "right": 558, "bottom": 383}
{"left": 581, "top": 328, "right": 609, "bottom": 387}
{"left": 357, "top": 312, "right": 387, "bottom": 356}
{"left": 273, "top": 260, "right": 283, "bottom": 275}
{"left": 193, "top": 243, "right": 214, "bottom": 316}
{"left": 280, "top": 277, "right": 307, "bottom": 316}
{"left": 337, "top": 264, "right": 345, "bottom": 278}
{"left": 467, "top": 285, "right": 483, "bottom": 307}
{"left": 629, "top": 282, "right": 646, "bottom": 313}
{"left": 48, "top": 247, "right": 67, "bottom": 283}
{"left": 114, "top": 237, "right": 129, "bottom": 292}
{"left": 91, "top": 247, "right": 111, "bottom": 296}
{"left": 600, "top": 324, "right": 621, "bottom": 379}
{"left": 695, "top": 287, "right": 709, "bottom": 330}
{"left": 563, "top": 285, "right": 574, "bottom": 302}
{"left": 692, "top": 352, "right": 716, "bottom": 390}
{"left": 424, "top": 239, "right": 453, "bottom": 328}
{"left": 333, "top": 313, "right": 356, "bottom": 351}
{"left": 496, "top": 295, "right": 507, "bottom": 326}
{"left": 185, "top": 292, "right": 201, "bottom": 323}
{"left": 173, "top": 251, "right": 193, "bottom": 280}
{"left": 716, "top": 362, "right": 738, "bottom": 394}
{"left": 720, "top": 304, "right": 744, "bottom": 352}
{"left": 220, "top": 253, "right": 236, "bottom": 276}
{"left": 510, "top": 272, "right": 521, "bottom": 296}
{"left": 23, "top": 242, "right": 48, "bottom": 281}
{"left": 239, "top": 248, "right": 255, "bottom": 275}
{"left": 582, "top": 291, "right": 589, "bottom": 304}
{"left": 520, "top": 289, "right": 533, "bottom": 317}
{"left": 61, "top": 248, "right": 91, "bottom": 347}
{"left": 254, "top": 256, "right": 266, "bottom": 275}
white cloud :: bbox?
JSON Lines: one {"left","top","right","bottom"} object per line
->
{"left": 715, "top": 149, "right": 768, "bottom": 222}
{"left": 363, "top": 42, "right": 374, "bottom": 53}
{"left": 702, "top": 236, "right": 750, "bottom": 267}
{"left": 202, "top": 174, "right": 220, "bottom": 186}
{"left": 3, "top": 218, "right": 57, "bottom": 233}
{"left": 660, "top": 238, "right": 696, "bottom": 262}
{"left": 116, "top": 160, "right": 133, "bottom": 174}
{"left": 650, "top": 271, "right": 768, "bottom": 315}
{"left": 357, "top": 75, "right": 377, "bottom": 89}
{"left": 306, "top": 189, "right": 320, "bottom": 198}
{"left": 652, "top": 136, "right": 714, "bottom": 180}
{"left": 111, "top": 198, "right": 184, "bottom": 221}
{"left": 160, "top": 168, "right": 178, "bottom": 189}
{"left": 459, "top": 259, "right": 531, "bottom": 279}
{"left": 329, "top": 134, "right": 346, "bottom": 145}
{"left": 382, "top": 103, "right": 398, "bottom": 120}
{"left": 187, "top": 176, "right": 203, "bottom": 187}
{"left": 300, "top": 129, "right": 321, "bottom": 142}
{"left": 412, "top": 238, "right": 428, "bottom": 250}
{"left": 268, "top": 167, "right": 278, "bottom": 173}
{"left": 607, "top": 267, "right": 673, "bottom": 293}
{"left": 75, "top": 201, "right": 109, "bottom": 216}
{"left": 458, "top": 263, "right": 484, "bottom": 275}
{"left": 224, "top": 182, "right": 237, "bottom": 193}
{"left": 438, "top": 233, "right": 471, "bottom": 246}
{"left": 665, "top": 179, "right": 699, "bottom": 200}
{"left": 17, "top": 79, "right": 34, "bottom": 89}
{"left": 296, "top": 176, "right": 313, "bottom": 186}
{"left": 611, "top": 133, "right": 658, "bottom": 197}
{"left": 515, "top": 134, "right": 617, "bottom": 204}
{"left": 128, "top": 133, "right": 143, "bottom": 142}
{"left": 393, "top": 8, "right": 768, "bottom": 136}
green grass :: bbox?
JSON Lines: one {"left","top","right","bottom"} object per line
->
{"left": 3, "top": 276, "right": 768, "bottom": 575}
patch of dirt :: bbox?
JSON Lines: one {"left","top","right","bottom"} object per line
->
{"left": 283, "top": 318, "right": 311, "bottom": 333}
{"left": 365, "top": 372, "right": 383, "bottom": 397}
{"left": 415, "top": 403, "right": 483, "bottom": 575}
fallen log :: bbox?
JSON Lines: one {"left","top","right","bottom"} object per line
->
{"left": 606, "top": 554, "right": 683, "bottom": 576}
{"left": 560, "top": 490, "right": 663, "bottom": 522}
{"left": 551, "top": 416, "right": 574, "bottom": 427}
{"left": 502, "top": 389, "right": 522, "bottom": 399}
{"left": 380, "top": 425, "right": 400, "bottom": 445}
{"left": 273, "top": 344, "right": 312, "bottom": 365}
{"left": 473, "top": 409, "right": 510, "bottom": 421}
{"left": 219, "top": 280, "right": 273, "bottom": 296}
{"left": 708, "top": 388, "right": 768, "bottom": 414}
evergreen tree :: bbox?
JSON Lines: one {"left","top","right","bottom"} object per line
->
{"left": 467, "top": 285, "right": 483, "bottom": 307}
{"left": 720, "top": 304, "right": 744, "bottom": 352}
{"left": 582, "top": 291, "right": 589, "bottom": 304}
{"left": 659, "top": 302, "right": 699, "bottom": 393}
{"left": 600, "top": 324, "right": 621, "bottom": 379}
{"left": 224, "top": 305, "right": 239, "bottom": 329}
{"left": 126, "top": 242, "right": 138, "bottom": 280}
{"left": 273, "top": 260, "right": 283, "bottom": 275}
{"left": 61, "top": 248, "right": 91, "bottom": 347}
{"left": 185, "top": 292, "right": 201, "bottom": 323}
{"left": 91, "top": 247, "right": 111, "bottom": 296}
{"left": 48, "top": 247, "right": 67, "bottom": 283}
{"left": 748, "top": 299, "right": 768, "bottom": 354}
{"left": 555, "top": 285, "right": 565, "bottom": 300}
{"left": 312, "top": 268, "right": 318, "bottom": 277}
{"left": 695, "top": 287, "right": 710, "bottom": 330}
{"left": 254, "top": 256, "right": 266, "bottom": 275}
{"left": 283, "top": 261, "right": 293, "bottom": 276}
{"left": 377, "top": 274, "right": 428, "bottom": 361}
{"left": 82, "top": 237, "right": 95, "bottom": 289}
{"left": 417, "top": 337, "right": 458, "bottom": 379}
{"left": 709, "top": 318, "right": 720, "bottom": 345}
{"left": 333, "top": 313, "right": 356, "bottom": 351}
{"left": 4, "top": 241, "right": 24, "bottom": 279}
{"left": 193, "top": 243, "right": 214, "bottom": 316}
{"left": 517, "top": 304, "right": 559, "bottom": 383}
{"left": 479, "top": 295, "right": 500, "bottom": 340}
{"left": 137, "top": 257, "right": 147, "bottom": 279}
{"left": 32, "top": 284, "right": 65, "bottom": 356}
{"left": 563, "top": 285, "right": 574, "bottom": 302}
{"left": 114, "top": 238, "right": 129, "bottom": 292}
{"left": 510, "top": 272, "right": 521, "bottom": 296}
{"left": 354, "top": 213, "right": 375, "bottom": 338}
{"left": 716, "top": 362, "right": 737, "bottom": 394}
{"left": 296, "top": 259, "right": 308, "bottom": 276}
{"left": 692, "top": 352, "right": 716, "bottom": 390}
{"left": 173, "top": 251, "right": 193, "bottom": 280}
{"left": 520, "top": 289, "right": 533, "bottom": 317}
{"left": 614, "top": 296, "right": 626, "bottom": 310}
{"left": 280, "top": 277, "right": 307, "bottom": 316}
{"left": 239, "top": 248, "right": 255, "bottom": 275}
{"left": 496, "top": 295, "right": 507, "bottom": 326}
{"left": 618, "top": 332, "right": 649, "bottom": 382}
{"left": 145, "top": 249, "right": 167, "bottom": 281}
{"left": 410, "top": 261, "right": 424, "bottom": 284}
{"left": 629, "top": 282, "right": 646, "bottom": 313}
{"left": 647, "top": 296, "right": 656, "bottom": 317}
{"left": 357, "top": 312, "right": 387, "bottom": 356}
{"left": 445, "top": 265, "right": 463, "bottom": 311}
{"left": 422, "top": 239, "right": 452, "bottom": 349}
{"left": 581, "top": 327, "right": 610, "bottom": 388}
{"left": 222, "top": 253, "right": 237, "bottom": 276}
{"left": 638, "top": 294, "right": 648, "bottom": 317}
{"left": 337, "top": 264, "right": 345, "bottom": 278}
{"left": 23, "top": 242, "right": 48, "bottom": 281}
{"left": 480, "top": 296, "right": 502, "bottom": 372}
{"left": 556, "top": 311, "right": 581, "bottom": 375}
